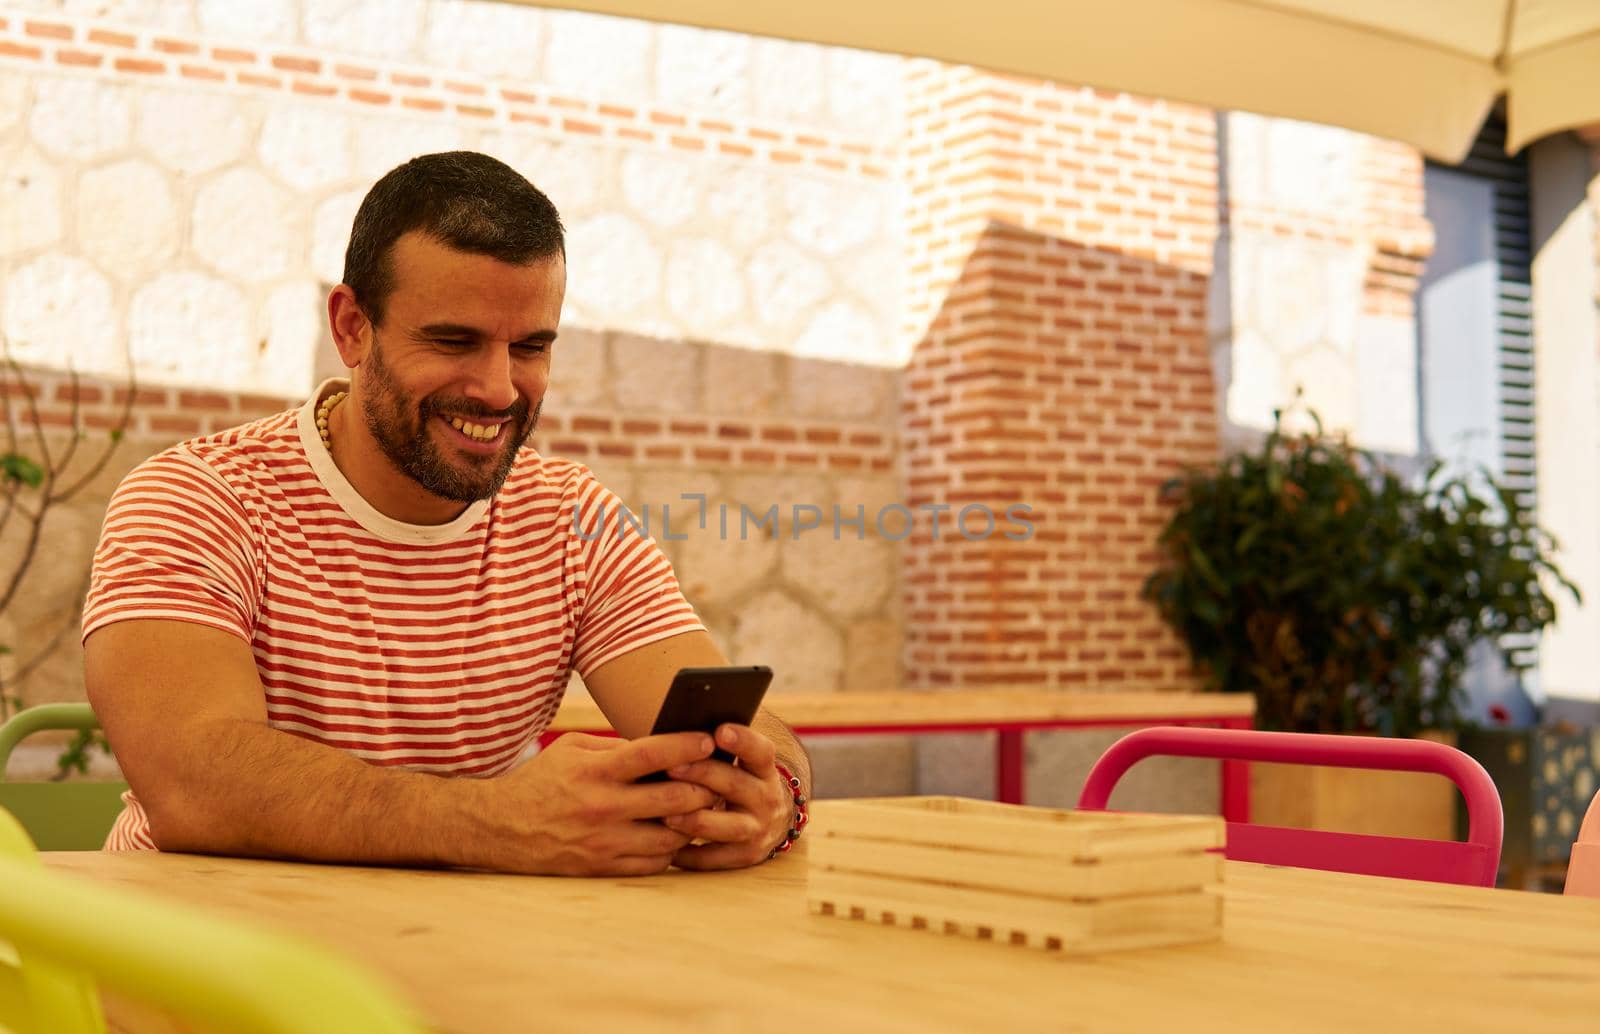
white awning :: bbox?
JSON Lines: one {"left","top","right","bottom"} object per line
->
{"left": 513, "top": 0, "right": 1600, "bottom": 161}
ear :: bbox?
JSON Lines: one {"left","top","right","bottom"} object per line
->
{"left": 327, "top": 285, "right": 372, "bottom": 369}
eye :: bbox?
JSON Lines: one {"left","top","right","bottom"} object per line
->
{"left": 514, "top": 341, "right": 549, "bottom": 355}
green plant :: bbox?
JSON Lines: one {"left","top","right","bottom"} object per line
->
{"left": 1144, "top": 411, "right": 1580, "bottom": 737}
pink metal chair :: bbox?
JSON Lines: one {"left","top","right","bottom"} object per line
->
{"left": 1077, "top": 727, "right": 1503, "bottom": 887}
{"left": 1563, "top": 788, "right": 1600, "bottom": 897}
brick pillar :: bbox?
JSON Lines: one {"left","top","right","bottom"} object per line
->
{"left": 900, "top": 64, "right": 1220, "bottom": 691}
{"left": 1357, "top": 138, "right": 1432, "bottom": 319}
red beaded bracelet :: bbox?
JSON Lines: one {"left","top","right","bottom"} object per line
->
{"left": 768, "top": 761, "right": 809, "bottom": 859}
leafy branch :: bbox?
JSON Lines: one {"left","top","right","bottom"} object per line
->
{"left": 0, "top": 343, "right": 135, "bottom": 771}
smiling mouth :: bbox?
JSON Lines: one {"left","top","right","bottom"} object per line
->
{"left": 444, "top": 415, "right": 505, "bottom": 443}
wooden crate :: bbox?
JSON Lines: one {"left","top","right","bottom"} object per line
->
{"left": 806, "top": 796, "right": 1224, "bottom": 954}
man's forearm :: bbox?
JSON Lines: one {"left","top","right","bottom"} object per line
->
{"left": 754, "top": 708, "right": 811, "bottom": 796}
{"left": 142, "top": 716, "right": 499, "bottom": 868}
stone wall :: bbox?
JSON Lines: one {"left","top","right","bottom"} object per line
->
{"left": 0, "top": 2, "right": 906, "bottom": 748}
{"left": 1213, "top": 112, "right": 1430, "bottom": 456}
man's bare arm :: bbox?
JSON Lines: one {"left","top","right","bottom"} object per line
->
{"left": 86, "top": 619, "right": 718, "bottom": 875}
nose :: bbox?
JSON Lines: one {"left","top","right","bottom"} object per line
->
{"left": 463, "top": 344, "right": 519, "bottom": 414}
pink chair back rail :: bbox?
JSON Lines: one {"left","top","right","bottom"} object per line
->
{"left": 1076, "top": 727, "right": 1504, "bottom": 888}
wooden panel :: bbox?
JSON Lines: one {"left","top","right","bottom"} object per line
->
{"left": 806, "top": 798, "right": 1225, "bottom": 953}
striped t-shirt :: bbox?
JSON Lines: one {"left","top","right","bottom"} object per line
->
{"left": 82, "top": 380, "right": 703, "bottom": 850}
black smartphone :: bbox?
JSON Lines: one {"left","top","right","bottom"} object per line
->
{"left": 639, "top": 665, "right": 773, "bottom": 780}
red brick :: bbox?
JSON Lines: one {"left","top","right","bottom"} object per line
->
{"left": 116, "top": 55, "right": 164, "bottom": 74}
{"left": 350, "top": 89, "right": 391, "bottom": 105}
{"left": 180, "top": 63, "right": 225, "bottom": 81}
{"left": 392, "top": 73, "right": 430, "bottom": 88}
{"left": 403, "top": 97, "right": 445, "bottom": 113}
{"left": 238, "top": 73, "right": 281, "bottom": 89}
{"left": 212, "top": 47, "right": 254, "bottom": 63}
{"left": 179, "top": 391, "right": 233, "bottom": 411}
{"left": 147, "top": 415, "right": 203, "bottom": 436}
{"left": 292, "top": 80, "right": 337, "bottom": 98}
{"left": 57, "top": 49, "right": 103, "bottom": 68}
{"left": 271, "top": 55, "right": 319, "bottom": 74}
{"left": 335, "top": 63, "right": 377, "bottom": 81}
{"left": 25, "top": 21, "right": 72, "bottom": 40}
{"left": 0, "top": 41, "right": 43, "bottom": 60}
{"left": 563, "top": 117, "right": 601, "bottom": 135}
{"left": 457, "top": 104, "right": 494, "bottom": 119}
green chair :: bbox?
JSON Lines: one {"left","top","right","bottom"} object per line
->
{"left": 0, "top": 807, "right": 426, "bottom": 1034}
{"left": 0, "top": 704, "right": 128, "bottom": 850}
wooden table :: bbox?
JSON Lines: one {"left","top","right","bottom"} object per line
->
{"left": 49, "top": 842, "right": 1600, "bottom": 1033}
{"left": 550, "top": 689, "right": 1258, "bottom": 818}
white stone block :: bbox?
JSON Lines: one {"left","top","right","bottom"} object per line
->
{"left": 1223, "top": 327, "right": 1284, "bottom": 432}
{"left": 566, "top": 212, "right": 661, "bottom": 318}
{"left": 311, "top": 189, "right": 364, "bottom": 285}
{"left": 665, "top": 237, "right": 744, "bottom": 330}
{"left": 620, "top": 150, "right": 700, "bottom": 229}
{"left": 64, "top": 0, "right": 195, "bottom": 32}
{"left": 675, "top": 496, "right": 780, "bottom": 606}
{"left": 476, "top": 134, "right": 605, "bottom": 218}
{"left": 193, "top": 167, "right": 298, "bottom": 284}
{"left": 785, "top": 176, "right": 886, "bottom": 257}
{"left": 655, "top": 23, "right": 750, "bottom": 115}
{"left": 751, "top": 38, "right": 825, "bottom": 125}
{"left": 792, "top": 299, "right": 887, "bottom": 365}
{"left": 1284, "top": 344, "right": 1356, "bottom": 432}
{"left": 353, "top": 116, "right": 465, "bottom": 181}
{"left": 0, "top": 147, "right": 63, "bottom": 256}
{"left": 0, "top": 72, "right": 31, "bottom": 135}
{"left": 2, "top": 253, "right": 120, "bottom": 375}
{"left": 78, "top": 158, "right": 179, "bottom": 283}
{"left": 137, "top": 87, "right": 251, "bottom": 175}
{"left": 826, "top": 49, "right": 902, "bottom": 141}
{"left": 423, "top": 0, "right": 544, "bottom": 79}
{"left": 783, "top": 527, "right": 894, "bottom": 620}
{"left": 304, "top": 0, "right": 426, "bottom": 59}
{"left": 705, "top": 165, "right": 774, "bottom": 248}
{"left": 608, "top": 331, "right": 696, "bottom": 414}
{"left": 30, "top": 77, "right": 131, "bottom": 161}
{"left": 129, "top": 270, "right": 252, "bottom": 388}
{"left": 543, "top": 11, "right": 652, "bottom": 99}
{"left": 746, "top": 239, "right": 830, "bottom": 329}
{"left": 259, "top": 280, "right": 323, "bottom": 397}
{"left": 196, "top": 0, "right": 294, "bottom": 42}
{"left": 261, "top": 103, "right": 354, "bottom": 193}
{"left": 729, "top": 589, "right": 843, "bottom": 692}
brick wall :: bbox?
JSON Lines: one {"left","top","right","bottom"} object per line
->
{"left": 899, "top": 64, "right": 1220, "bottom": 691}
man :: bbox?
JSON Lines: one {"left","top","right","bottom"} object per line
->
{"left": 82, "top": 151, "right": 810, "bottom": 876}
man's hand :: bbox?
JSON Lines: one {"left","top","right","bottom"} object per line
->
{"left": 492, "top": 731, "right": 721, "bottom": 877}
{"left": 661, "top": 723, "right": 792, "bottom": 871}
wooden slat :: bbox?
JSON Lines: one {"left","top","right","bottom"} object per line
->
{"left": 809, "top": 798, "right": 1223, "bottom": 861}
{"left": 810, "top": 832, "right": 1221, "bottom": 899}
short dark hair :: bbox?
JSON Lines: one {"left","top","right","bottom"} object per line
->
{"left": 342, "top": 151, "right": 565, "bottom": 325}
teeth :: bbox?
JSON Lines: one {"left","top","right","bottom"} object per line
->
{"left": 447, "top": 417, "right": 501, "bottom": 442}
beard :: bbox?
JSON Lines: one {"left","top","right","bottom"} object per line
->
{"left": 357, "top": 337, "right": 540, "bottom": 503}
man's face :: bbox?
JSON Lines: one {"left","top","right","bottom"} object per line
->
{"left": 355, "top": 231, "right": 564, "bottom": 504}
